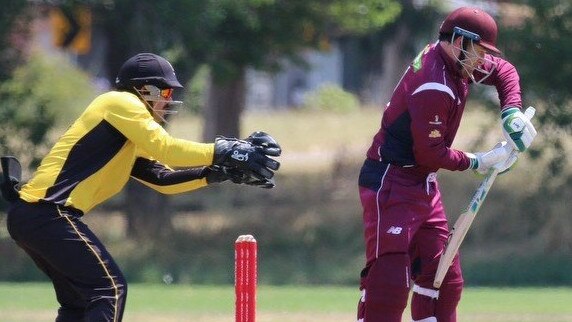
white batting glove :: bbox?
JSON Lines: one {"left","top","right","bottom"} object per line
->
{"left": 494, "top": 151, "right": 518, "bottom": 174}
{"left": 466, "top": 141, "right": 516, "bottom": 175}
{"left": 501, "top": 107, "right": 537, "bottom": 152}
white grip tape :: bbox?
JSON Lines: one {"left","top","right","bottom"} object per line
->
{"left": 412, "top": 284, "right": 439, "bottom": 299}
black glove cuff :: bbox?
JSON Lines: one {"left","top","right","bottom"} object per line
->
{"left": 205, "top": 166, "right": 230, "bottom": 184}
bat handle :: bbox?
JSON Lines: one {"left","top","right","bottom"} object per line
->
{"left": 524, "top": 106, "right": 535, "bottom": 120}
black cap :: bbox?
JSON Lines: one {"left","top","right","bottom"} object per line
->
{"left": 115, "top": 53, "right": 183, "bottom": 89}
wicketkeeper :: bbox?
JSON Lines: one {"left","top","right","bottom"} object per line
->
{"left": 356, "top": 7, "right": 537, "bottom": 322}
{"left": 2, "top": 53, "right": 281, "bottom": 322}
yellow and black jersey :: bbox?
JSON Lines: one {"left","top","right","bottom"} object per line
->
{"left": 19, "top": 91, "right": 214, "bottom": 213}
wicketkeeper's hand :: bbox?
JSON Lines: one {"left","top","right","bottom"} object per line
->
{"left": 206, "top": 165, "right": 276, "bottom": 189}
{"left": 244, "top": 131, "right": 282, "bottom": 157}
{"left": 212, "top": 131, "right": 281, "bottom": 187}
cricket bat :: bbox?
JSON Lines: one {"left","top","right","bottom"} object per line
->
{"left": 433, "top": 107, "right": 535, "bottom": 289}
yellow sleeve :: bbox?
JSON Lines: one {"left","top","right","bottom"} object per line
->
{"left": 100, "top": 92, "right": 214, "bottom": 167}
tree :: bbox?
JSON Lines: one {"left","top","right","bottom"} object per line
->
{"left": 501, "top": 0, "right": 572, "bottom": 131}
{"left": 94, "top": 0, "right": 194, "bottom": 239}
{"left": 499, "top": 0, "right": 571, "bottom": 176}
{"left": 0, "top": 53, "right": 95, "bottom": 167}
{"left": 86, "top": 0, "right": 404, "bottom": 239}
{"left": 165, "top": 0, "right": 403, "bottom": 139}
{"left": 0, "top": 3, "right": 49, "bottom": 175}
{"left": 339, "top": 0, "right": 441, "bottom": 105}
{"left": 0, "top": 0, "right": 28, "bottom": 81}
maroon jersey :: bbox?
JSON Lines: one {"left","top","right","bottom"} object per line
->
{"left": 366, "top": 42, "right": 522, "bottom": 176}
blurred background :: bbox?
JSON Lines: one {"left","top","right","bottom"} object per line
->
{"left": 0, "top": 0, "right": 570, "bottom": 290}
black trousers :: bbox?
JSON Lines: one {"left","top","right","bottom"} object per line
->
{"left": 7, "top": 200, "right": 127, "bottom": 322}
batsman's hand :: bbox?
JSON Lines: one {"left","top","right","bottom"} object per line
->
{"left": 501, "top": 107, "right": 537, "bottom": 152}
{"left": 213, "top": 135, "right": 280, "bottom": 182}
{"left": 466, "top": 141, "right": 517, "bottom": 175}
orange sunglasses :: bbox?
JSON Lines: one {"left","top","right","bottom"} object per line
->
{"left": 160, "top": 88, "right": 173, "bottom": 99}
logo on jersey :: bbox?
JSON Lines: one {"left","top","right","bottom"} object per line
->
{"left": 429, "top": 129, "right": 442, "bottom": 138}
{"left": 386, "top": 226, "right": 403, "bottom": 235}
{"left": 429, "top": 115, "right": 442, "bottom": 125}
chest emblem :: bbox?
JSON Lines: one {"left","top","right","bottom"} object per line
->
{"left": 429, "top": 129, "right": 442, "bottom": 138}
{"left": 429, "top": 115, "right": 442, "bottom": 125}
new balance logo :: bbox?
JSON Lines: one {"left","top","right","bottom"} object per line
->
{"left": 386, "top": 226, "right": 403, "bottom": 235}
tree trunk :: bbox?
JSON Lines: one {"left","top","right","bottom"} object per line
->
{"left": 102, "top": 11, "right": 174, "bottom": 240}
{"left": 378, "top": 23, "right": 411, "bottom": 106}
{"left": 125, "top": 180, "right": 173, "bottom": 239}
{"left": 202, "top": 69, "right": 246, "bottom": 141}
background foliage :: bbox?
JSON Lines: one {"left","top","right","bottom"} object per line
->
{"left": 0, "top": 53, "right": 95, "bottom": 170}
{"left": 302, "top": 84, "right": 360, "bottom": 113}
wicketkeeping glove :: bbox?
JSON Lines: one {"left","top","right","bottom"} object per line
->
{"left": 501, "top": 107, "right": 537, "bottom": 152}
{"left": 205, "top": 166, "right": 231, "bottom": 184}
{"left": 206, "top": 165, "right": 276, "bottom": 189}
{"left": 244, "top": 131, "right": 282, "bottom": 157}
{"left": 241, "top": 131, "right": 281, "bottom": 187}
{"left": 213, "top": 136, "right": 280, "bottom": 181}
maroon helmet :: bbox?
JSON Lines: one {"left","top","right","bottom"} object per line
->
{"left": 439, "top": 7, "right": 500, "bottom": 54}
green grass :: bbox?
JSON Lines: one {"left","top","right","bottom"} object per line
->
{"left": 1, "top": 283, "right": 572, "bottom": 322}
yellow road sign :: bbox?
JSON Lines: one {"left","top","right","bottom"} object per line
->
{"left": 50, "top": 5, "right": 91, "bottom": 55}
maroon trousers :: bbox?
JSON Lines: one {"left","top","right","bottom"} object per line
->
{"left": 357, "top": 159, "right": 463, "bottom": 322}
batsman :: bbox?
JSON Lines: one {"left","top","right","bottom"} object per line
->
{"left": 356, "top": 7, "right": 537, "bottom": 322}
{"left": 1, "top": 53, "right": 281, "bottom": 321}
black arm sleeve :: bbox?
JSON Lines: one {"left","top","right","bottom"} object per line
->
{"left": 130, "top": 157, "right": 208, "bottom": 186}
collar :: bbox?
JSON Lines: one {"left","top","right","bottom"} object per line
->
{"left": 436, "top": 42, "right": 464, "bottom": 79}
